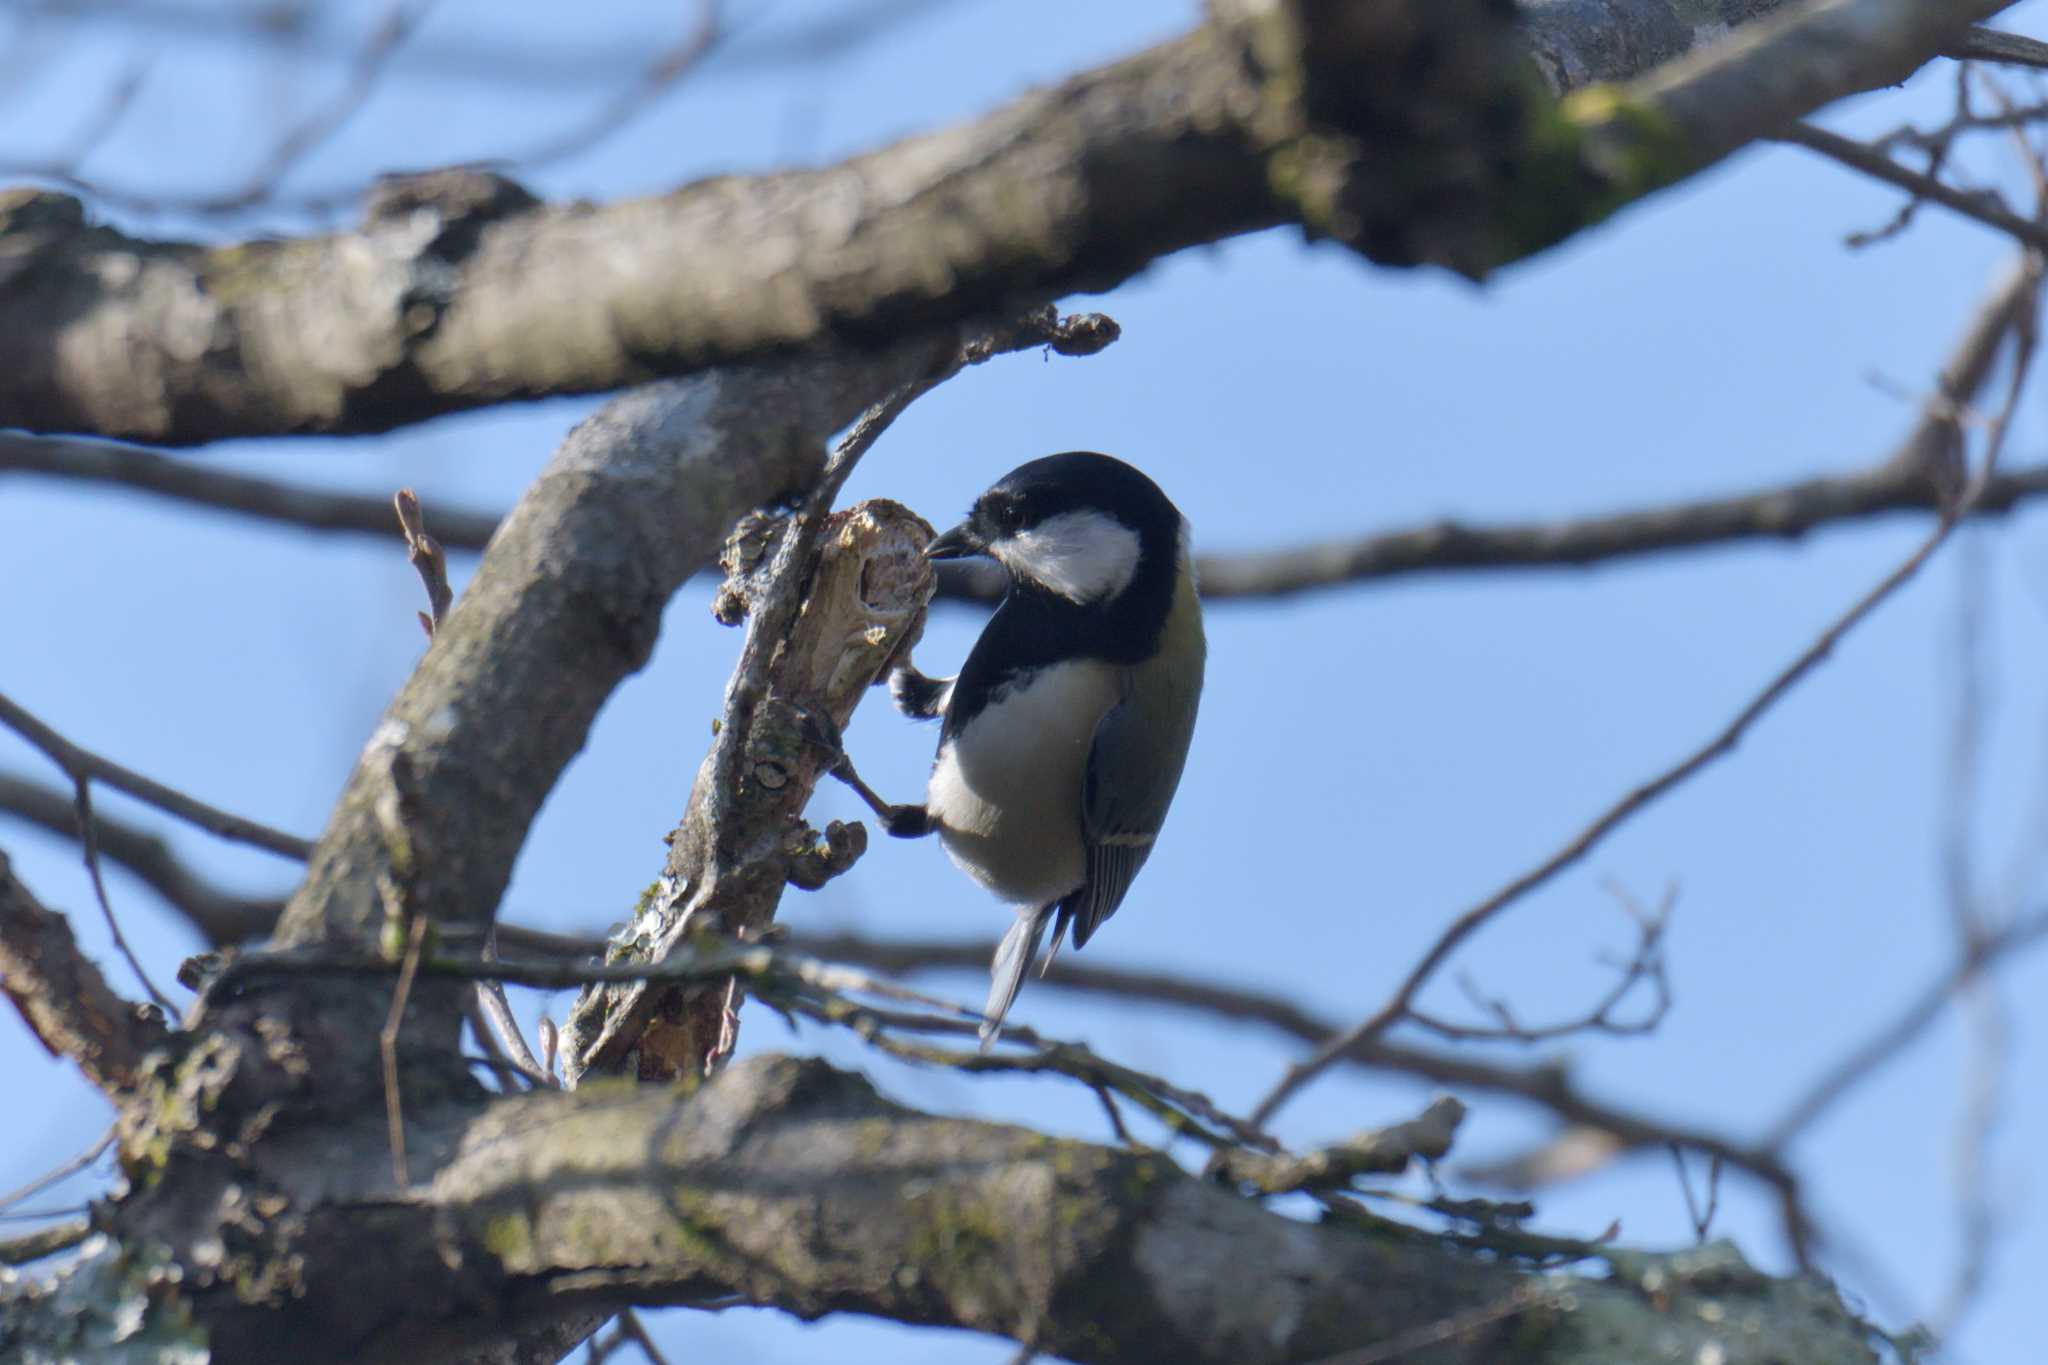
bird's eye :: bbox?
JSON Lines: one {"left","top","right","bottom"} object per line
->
{"left": 996, "top": 502, "right": 1025, "bottom": 532}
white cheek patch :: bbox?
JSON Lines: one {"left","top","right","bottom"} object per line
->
{"left": 993, "top": 509, "right": 1141, "bottom": 604}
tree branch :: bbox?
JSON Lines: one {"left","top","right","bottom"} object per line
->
{"left": 782, "top": 930, "right": 1803, "bottom": 1213}
{"left": 17, "top": 426, "right": 2048, "bottom": 608}
{"left": 96, "top": 1053, "right": 1888, "bottom": 1365}
{"left": 0, "top": 691, "right": 313, "bottom": 860}
{"left": 0, "top": 432, "right": 504, "bottom": 545}
{"left": 0, "top": 847, "right": 165, "bottom": 1095}
{"left": 935, "top": 462, "right": 2048, "bottom": 604}
{"left": 1782, "top": 119, "right": 2048, "bottom": 252}
{"left": 0, "top": 0, "right": 2011, "bottom": 442}
{"left": 1943, "top": 24, "right": 2048, "bottom": 68}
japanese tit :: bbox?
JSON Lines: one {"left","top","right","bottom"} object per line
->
{"left": 839, "top": 452, "right": 1205, "bottom": 1044}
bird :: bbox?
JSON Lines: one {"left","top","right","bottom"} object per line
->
{"left": 828, "top": 452, "right": 1205, "bottom": 1045}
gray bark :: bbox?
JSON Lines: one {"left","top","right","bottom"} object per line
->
{"left": 0, "top": 0, "right": 2013, "bottom": 443}
{"left": 10, "top": 1054, "right": 1877, "bottom": 1365}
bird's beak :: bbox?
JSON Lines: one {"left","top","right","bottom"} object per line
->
{"left": 924, "top": 523, "right": 984, "bottom": 560}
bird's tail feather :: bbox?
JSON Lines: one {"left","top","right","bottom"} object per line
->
{"left": 981, "top": 904, "right": 1054, "bottom": 1050}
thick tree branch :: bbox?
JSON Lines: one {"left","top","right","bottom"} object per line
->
{"left": 0, "top": 848, "right": 165, "bottom": 1095}
{"left": 0, "top": 0, "right": 2012, "bottom": 442}
{"left": 94, "top": 1053, "right": 1886, "bottom": 1365}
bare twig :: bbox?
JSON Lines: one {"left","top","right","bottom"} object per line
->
{"left": 1301, "top": 1284, "right": 1550, "bottom": 1365}
{"left": 1936, "top": 975, "right": 2011, "bottom": 1334}
{"left": 1088, "top": 1082, "right": 1136, "bottom": 1147}
{"left": 0, "top": 1126, "right": 114, "bottom": 1214}
{"left": 221, "top": 0, "right": 439, "bottom": 212}
{"left": 0, "top": 691, "right": 313, "bottom": 860}
{"left": 52, "top": 61, "right": 150, "bottom": 171}
{"left": 585, "top": 1305, "right": 673, "bottom": 1365}
{"left": 0, "top": 770, "right": 613, "bottom": 962}
{"left": 1670, "top": 1146, "right": 1724, "bottom": 1245}
{"left": 1240, "top": 253, "right": 2043, "bottom": 1139}
{"left": 1930, "top": 492, "right": 2014, "bottom": 1336}
{"left": 826, "top": 929, "right": 1808, "bottom": 1234}
{"left": 394, "top": 488, "right": 453, "bottom": 637}
{"left": 224, "top": 938, "right": 1277, "bottom": 1154}
{"left": 11, "top": 0, "right": 441, "bottom": 218}
{"left": 477, "top": 0, "right": 720, "bottom": 175}
{"left": 613, "top": 1308, "right": 671, "bottom": 1365}
{"left": 473, "top": 934, "right": 555, "bottom": 1088}
{"left": 1849, "top": 64, "right": 1978, "bottom": 248}
{"left": 16, "top": 434, "right": 2048, "bottom": 606}
{"left": 1766, "top": 905, "right": 2048, "bottom": 1145}
{"left": 70, "top": 780, "right": 172, "bottom": 1009}
{"left": 1784, "top": 120, "right": 2048, "bottom": 253}
{"left": 0, "top": 433, "right": 502, "bottom": 546}
{"left": 1411, "top": 884, "right": 1672, "bottom": 1044}
{"left": 381, "top": 913, "right": 430, "bottom": 1188}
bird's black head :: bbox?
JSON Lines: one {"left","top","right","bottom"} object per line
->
{"left": 927, "top": 452, "right": 1185, "bottom": 606}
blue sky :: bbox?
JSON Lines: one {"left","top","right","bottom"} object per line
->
{"left": 3, "top": 2, "right": 2046, "bottom": 1361}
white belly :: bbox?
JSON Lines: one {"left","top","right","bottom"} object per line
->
{"left": 927, "top": 660, "right": 1120, "bottom": 907}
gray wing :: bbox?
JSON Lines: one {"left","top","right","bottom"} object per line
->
{"left": 1058, "top": 678, "right": 1199, "bottom": 950}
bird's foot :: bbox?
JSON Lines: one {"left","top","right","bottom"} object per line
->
{"left": 797, "top": 704, "right": 934, "bottom": 839}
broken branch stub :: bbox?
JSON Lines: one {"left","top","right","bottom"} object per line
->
{"left": 564, "top": 497, "right": 935, "bottom": 1084}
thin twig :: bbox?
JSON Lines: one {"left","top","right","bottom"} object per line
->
{"left": 0, "top": 432, "right": 502, "bottom": 546}
{"left": 18, "top": 436, "right": 2048, "bottom": 606}
{"left": 1784, "top": 121, "right": 2048, "bottom": 253}
{"left": 52, "top": 61, "right": 150, "bottom": 170}
{"left": 235, "top": 0, "right": 440, "bottom": 208}
{"left": 477, "top": 0, "right": 720, "bottom": 174}
{"left": 1936, "top": 974, "right": 2011, "bottom": 1335}
{"left": 381, "top": 914, "right": 430, "bottom": 1188}
{"left": 70, "top": 780, "right": 172, "bottom": 1009}
{"left": 226, "top": 938, "right": 1276, "bottom": 1154}
{"left": 1410, "top": 883, "right": 1673, "bottom": 1044}
{"left": 1766, "top": 905, "right": 2048, "bottom": 1146}
{"left": 1240, "top": 254, "right": 2043, "bottom": 1138}
{"left": 0, "top": 1126, "right": 114, "bottom": 1214}
{"left": 1669, "top": 1145, "right": 1724, "bottom": 1245}
{"left": 0, "top": 691, "right": 312, "bottom": 860}
{"left": 613, "top": 1307, "right": 672, "bottom": 1365}
{"left": 473, "top": 935, "right": 555, "bottom": 1088}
